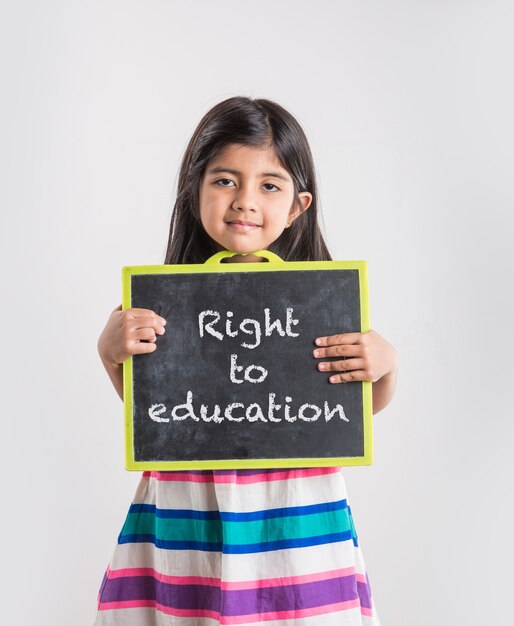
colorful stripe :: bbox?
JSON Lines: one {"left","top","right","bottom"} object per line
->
{"left": 142, "top": 467, "right": 341, "bottom": 484}
{"left": 96, "top": 469, "right": 378, "bottom": 624}
{"left": 98, "top": 600, "right": 364, "bottom": 623}
{"left": 98, "top": 568, "right": 373, "bottom": 616}
{"left": 105, "top": 566, "right": 369, "bottom": 589}
{"left": 117, "top": 499, "right": 357, "bottom": 554}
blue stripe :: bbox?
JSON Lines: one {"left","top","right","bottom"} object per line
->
{"left": 119, "top": 534, "right": 222, "bottom": 552}
{"left": 220, "top": 499, "right": 348, "bottom": 522}
{"left": 118, "top": 530, "right": 357, "bottom": 553}
{"left": 128, "top": 503, "right": 221, "bottom": 520}
{"left": 347, "top": 505, "right": 359, "bottom": 547}
{"left": 128, "top": 499, "right": 348, "bottom": 522}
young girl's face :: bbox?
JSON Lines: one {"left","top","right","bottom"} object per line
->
{"left": 199, "top": 143, "right": 312, "bottom": 259}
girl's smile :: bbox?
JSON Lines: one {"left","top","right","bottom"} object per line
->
{"left": 199, "top": 143, "right": 312, "bottom": 255}
{"left": 226, "top": 219, "right": 262, "bottom": 231}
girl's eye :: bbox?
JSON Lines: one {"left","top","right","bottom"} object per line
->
{"left": 215, "top": 178, "right": 235, "bottom": 187}
{"left": 213, "top": 179, "right": 280, "bottom": 192}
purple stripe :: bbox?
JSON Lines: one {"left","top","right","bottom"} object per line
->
{"left": 223, "top": 576, "right": 359, "bottom": 616}
{"left": 99, "top": 576, "right": 220, "bottom": 610}
{"left": 97, "top": 568, "right": 109, "bottom": 602}
{"left": 99, "top": 573, "right": 365, "bottom": 614}
{"left": 357, "top": 576, "right": 372, "bottom": 609}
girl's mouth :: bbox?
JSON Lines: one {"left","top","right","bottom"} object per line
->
{"left": 226, "top": 221, "right": 261, "bottom": 231}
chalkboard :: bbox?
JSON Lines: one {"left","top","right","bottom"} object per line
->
{"left": 122, "top": 250, "right": 372, "bottom": 470}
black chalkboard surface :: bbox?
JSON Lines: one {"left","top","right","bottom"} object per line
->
{"left": 122, "top": 250, "right": 372, "bottom": 470}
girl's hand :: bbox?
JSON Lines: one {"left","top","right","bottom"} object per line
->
{"left": 97, "top": 304, "right": 167, "bottom": 367}
{"left": 312, "top": 329, "right": 398, "bottom": 384}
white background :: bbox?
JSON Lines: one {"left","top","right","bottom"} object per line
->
{"left": 1, "top": 1, "right": 513, "bottom": 624}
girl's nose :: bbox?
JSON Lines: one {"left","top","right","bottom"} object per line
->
{"left": 232, "top": 187, "right": 257, "bottom": 212}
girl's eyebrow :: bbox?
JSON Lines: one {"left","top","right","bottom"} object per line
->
{"left": 207, "top": 166, "right": 290, "bottom": 182}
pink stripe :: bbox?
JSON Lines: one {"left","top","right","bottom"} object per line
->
{"left": 214, "top": 468, "right": 341, "bottom": 484}
{"left": 99, "top": 600, "right": 156, "bottom": 610}
{"left": 356, "top": 573, "right": 368, "bottom": 584}
{"left": 155, "top": 604, "right": 220, "bottom": 619}
{"left": 108, "top": 567, "right": 221, "bottom": 586}
{"left": 142, "top": 471, "right": 216, "bottom": 483}
{"left": 98, "top": 599, "right": 362, "bottom": 622}
{"left": 222, "top": 567, "right": 357, "bottom": 590}
{"left": 221, "top": 599, "right": 361, "bottom": 624}
{"left": 106, "top": 566, "right": 357, "bottom": 590}
{"left": 143, "top": 467, "right": 340, "bottom": 484}
{"left": 361, "top": 606, "right": 373, "bottom": 617}
{"left": 99, "top": 600, "right": 220, "bottom": 619}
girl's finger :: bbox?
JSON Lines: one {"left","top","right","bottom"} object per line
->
{"left": 313, "top": 344, "right": 361, "bottom": 359}
{"left": 126, "top": 314, "right": 167, "bottom": 332}
{"left": 317, "top": 358, "right": 365, "bottom": 373}
{"left": 124, "top": 308, "right": 167, "bottom": 326}
{"left": 314, "top": 332, "right": 363, "bottom": 347}
{"left": 328, "top": 369, "right": 368, "bottom": 384}
{"left": 132, "top": 328, "right": 158, "bottom": 343}
{"left": 130, "top": 341, "right": 158, "bottom": 356}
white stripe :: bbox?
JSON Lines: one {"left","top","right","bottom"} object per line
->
{"left": 109, "top": 542, "right": 221, "bottom": 578}
{"left": 94, "top": 607, "right": 219, "bottom": 626}
{"left": 108, "top": 537, "right": 362, "bottom": 581}
{"left": 221, "top": 540, "right": 362, "bottom": 581}
{"left": 213, "top": 471, "right": 348, "bottom": 512}
{"left": 132, "top": 474, "right": 220, "bottom": 510}
{"left": 132, "top": 470, "right": 349, "bottom": 513}
{"left": 94, "top": 605, "right": 380, "bottom": 626}
{"left": 245, "top": 607, "right": 379, "bottom": 626}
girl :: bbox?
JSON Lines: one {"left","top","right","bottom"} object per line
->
{"left": 95, "top": 96, "right": 398, "bottom": 625}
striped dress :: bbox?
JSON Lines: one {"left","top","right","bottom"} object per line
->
{"left": 95, "top": 467, "right": 380, "bottom": 625}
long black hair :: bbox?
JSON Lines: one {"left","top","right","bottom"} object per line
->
{"left": 164, "top": 96, "right": 331, "bottom": 264}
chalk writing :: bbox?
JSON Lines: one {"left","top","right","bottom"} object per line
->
{"left": 148, "top": 305, "right": 349, "bottom": 429}
{"left": 149, "top": 391, "right": 349, "bottom": 424}
{"left": 198, "top": 307, "right": 300, "bottom": 349}
{"left": 229, "top": 354, "right": 268, "bottom": 383}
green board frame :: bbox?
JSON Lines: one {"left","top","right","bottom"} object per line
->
{"left": 122, "top": 250, "right": 373, "bottom": 470}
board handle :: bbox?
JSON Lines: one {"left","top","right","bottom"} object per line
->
{"left": 204, "top": 250, "right": 285, "bottom": 264}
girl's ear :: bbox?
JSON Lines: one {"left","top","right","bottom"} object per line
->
{"left": 286, "top": 192, "right": 313, "bottom": 227}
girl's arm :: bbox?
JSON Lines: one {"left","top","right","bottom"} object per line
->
{"left": 97, "top": 304, "right": 167, "bottom": 402}
{"left": 98, "top": 358, "right": 124, "bottom": 401}
{"left": 371, "top": 361, "right": 398, "bottom": 414}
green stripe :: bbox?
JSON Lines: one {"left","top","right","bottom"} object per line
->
{"left": 121, "top": 512, "right": 222, "bottom": 543}
{"left": 224, "top": 508, "right": 352, "bottom": 544}
{"left": 121, "top": 508, "right": 351, "bottom": 545}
